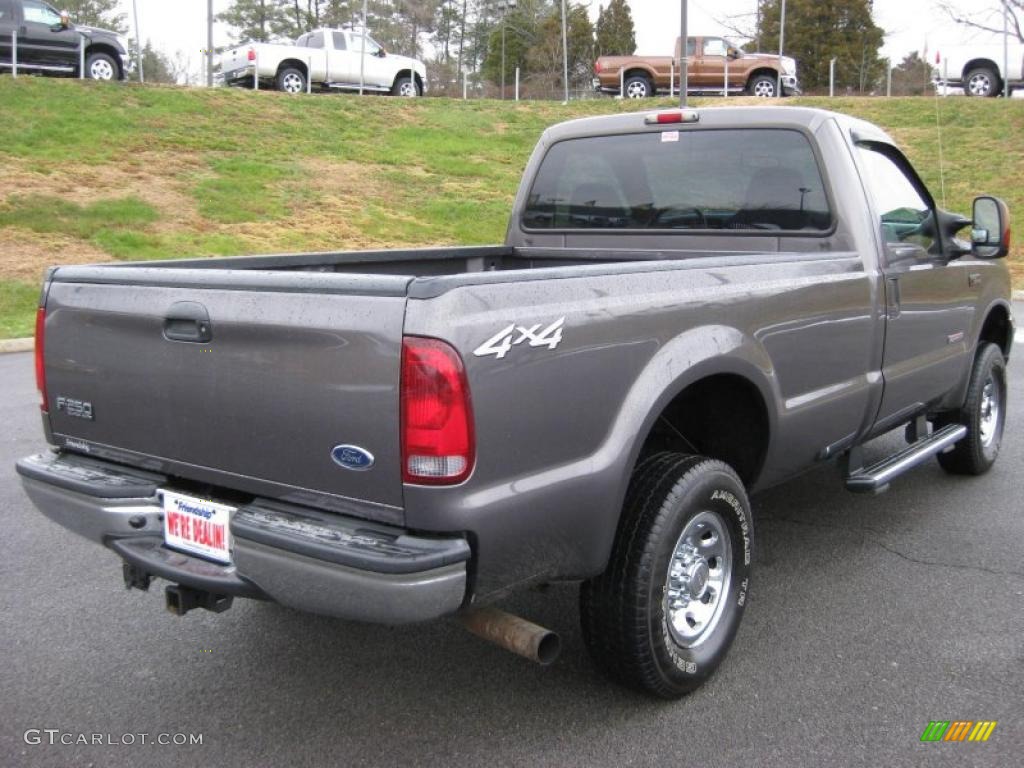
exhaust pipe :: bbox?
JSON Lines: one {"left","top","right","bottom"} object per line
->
{"left": 165, "top": 585, "right": 233, "bottom": 616}
{"left": 459, "top": 606, "right": 561, "bottom": 665}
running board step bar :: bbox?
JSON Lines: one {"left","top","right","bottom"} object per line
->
{"left": 844, "top": 424, "right": 967, "bottom": 494}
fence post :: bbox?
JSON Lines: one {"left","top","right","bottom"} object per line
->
{"left": 307, "top": 56, "right": 312, "bottom": 93}
{"left": 617, "top": 66, "right": 624, "bottom": 99}
{"left": 886, "top": 59, "right": 892, "bottom": 97}
{"left": 670, "top": 62, "right": 674, "bottom": 97}
{"left": 463, "top": 71, "right": 467, "bottom": 99}
{"left": 829, "top": 58, "right": 835, "bottom": 96}
{"left": 253, "top": 51, "right": 258, "bottom": 90}
{"left": 723, "top": 57, "right": 729, "bottom": 97}
{"left": 942, "top": 59, "right": 947, "bottom": 96}
{"left": 515, "top": 67, "right": 519, "bottom": 101}
{"left": 11, "top": 31, "right": 16, "bottom": 78}
{"left": 79, "top": 34, "right": 85, "bottom": 79}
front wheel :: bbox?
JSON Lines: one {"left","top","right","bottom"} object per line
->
{"left": 936, "top": 343, "right": 1007, "bottom": 474}
{"left": 392, "top": 76, "right": 420, "bottom": 97}
{"left": 86, "top": 52, "right": 118, "bottom": 81}
{"left": 747, "top": 74, "right": 777, "bottom": 97}
{"left": 276, "top": 67, "right": 307, "bottom": 94}
{"left": 580, "top": 453, "right": 753, "bottom": 698}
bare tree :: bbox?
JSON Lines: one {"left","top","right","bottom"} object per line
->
{"left": 937, "top": 1, "right": 1023, "bottom": 43}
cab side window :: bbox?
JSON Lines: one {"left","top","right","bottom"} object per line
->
{"left": 703, "top": 38, "right": 726, "bottom": 57}
{"left": 856, "top": 144, "right": 939, "bottom": 258}
{"left": 307, "top": 31, "right": 325, "bottom": 49}
{"left": 332, "top": 31, "right": 347, "bottom": 51}
{"left": 22, "top": 1, "right": 62, "bottom": 25}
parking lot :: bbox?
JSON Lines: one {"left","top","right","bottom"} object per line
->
{"left": 2, "top": 311, "right": 1022, "bottom": 767}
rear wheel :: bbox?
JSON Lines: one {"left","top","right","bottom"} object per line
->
{"left": 964, "top": 66, "right": 999, "bottom": 97}
{"left": 747, "top": 73, "right": 777, "bottom": 97}
{"left": 623, "top": 75, "right": 652, "bottom": 98}
{"left": 936, "top": 343, "right": 1007, "bottom": 474}
{"left": 276, "top": 67, "right": 306, "bottom": 94}
{"left": 86, "top": 52, "right": 118, "bottom": 81}
{"left": 580, "top": 452, "right": 753, "bottom": 698}
{"left": 392, "top": 76, "right": 420, "bottom": 97}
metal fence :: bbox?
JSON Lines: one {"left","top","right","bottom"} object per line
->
{"left": 2, "top": 30, "right": 88, "bottom": 79}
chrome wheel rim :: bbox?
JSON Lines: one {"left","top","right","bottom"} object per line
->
{"left": 90, "top": 59, "right": 114, "bottom": 80}
{"left": 399, "top": 81, "right": 417, "bottom": 97}
{"left": 752, "top": 79, "right": 775, "bottom": 97}
{"left": 282, "top": 73, "right": 304, "bottom": 93}
{"left": 979, "top": 375, "right": 1000, "bottom": 447}
{"left": 665, "top": 510, "right": 732, "bottom": 648}
{"left": 626, "top": 81, "right": 647, "bottom": 98}
{"left": 968, "top": 74, "right": 992, "bottom": 96}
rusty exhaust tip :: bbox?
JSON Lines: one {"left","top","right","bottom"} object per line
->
{"left": 458, "top": 606, "right": 561, "bottom": 665}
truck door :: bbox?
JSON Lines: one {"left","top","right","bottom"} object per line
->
{"left": 854, "top": 141, "right": 977, "bottom": 429}
{"left": 696, "top": 37, "right": 729, "bottom": 91}
{"left": 328, "top": 29, "right": 355, "bottom": 83}
{"left": 350, "top": 32, "right": 390, "bottom": 88}
{"left": 18, "top": 0, "right": 79, "bottom": 71}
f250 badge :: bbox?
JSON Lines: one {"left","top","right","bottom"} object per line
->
{"left": 55, "top": 396, "right": 94, "bottom": 420}
{"left": 473, "top": 317, "right": 565, "bottom": 359}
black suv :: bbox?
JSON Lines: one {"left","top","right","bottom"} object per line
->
{"left": 0, "top": 0, "right": 131, "bottom": 80}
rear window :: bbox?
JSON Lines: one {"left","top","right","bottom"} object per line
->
{"left": 522, "top": 129, "right": 832, "bottom": 233}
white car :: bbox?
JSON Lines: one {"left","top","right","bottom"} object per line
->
{"left": 937, "top": 42, "right": 1024, "bottom": 97}
{"left": 219, "top": 27, "right": 427, "bottom": 96}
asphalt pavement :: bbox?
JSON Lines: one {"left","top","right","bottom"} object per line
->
{"left": 2, "top": 311, "right": 1022, "bottom": 768}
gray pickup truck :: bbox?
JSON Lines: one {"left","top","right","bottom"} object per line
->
{"left": 17, "top": 106, "right": 1014, "bottom": 699}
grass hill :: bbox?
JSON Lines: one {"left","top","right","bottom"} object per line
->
{"left": 0, "top": 77, "right": 1021, "bottom": 338}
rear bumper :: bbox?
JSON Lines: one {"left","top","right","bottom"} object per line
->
{"left": 16, "top": 452, "right": 470, "bottom": 624}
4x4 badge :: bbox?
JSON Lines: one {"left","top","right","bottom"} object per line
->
{"left": 473, "top": 317, "right": 565, "bottom": 360}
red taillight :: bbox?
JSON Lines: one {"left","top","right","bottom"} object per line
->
{"left": 595, "top": 59, "right": 603, "bottom": 73}
{"left": 401, "top": 337, "right": 475, "bottom": 485}
{"left": 35, "top": 307, "right": 47, "bottom": 412}
{"left": 247, "top": 47, "right": 256, "bottom": 62}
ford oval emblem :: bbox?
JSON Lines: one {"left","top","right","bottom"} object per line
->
{"left": 331, "top": 444, "right": 375, "bottom": 471}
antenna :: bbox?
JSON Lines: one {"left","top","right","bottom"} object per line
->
{"left": 933, "top": 73, "right": 946, "bottom": 208}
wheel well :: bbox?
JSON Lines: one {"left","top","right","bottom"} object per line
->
{"left": 746, "top": 67, "right": 778, "bottom": 87}
{"left": 86, "top": 44, "right": 123, "bottom": 78}
{"left": 392, "top": 71, "right": 423, "bottom": 92}
{"left": 962, "top": 59, "right": 1000, "bottom": 82}
{"left": 979, "top": 305, "right": 1013, "bottom": 360}
{"left": 623, "top": 68, "right": 654, "bottom": 83}
{"left": 277, "top": 59, "right": 308, "bottom": 79}
{"left": 639, "top": 374, "right": 770, "bottom": 487}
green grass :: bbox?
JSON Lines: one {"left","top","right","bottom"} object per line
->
{"left": 0, "top": 77, "right": 1021, "bottom": 338}
{"left": 0, "top": 282, "right": 39, "bottom": 339}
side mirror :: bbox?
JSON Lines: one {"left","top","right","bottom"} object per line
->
{"left": 377, "top": 48, "right": 386, "bottom": 58}
{"left": 60, "top": 10, "right": 70, "bottom": 28}
{"left": 727, "top": 47, "right": 742, "bottom": 60}
{"left": 971, "top": 196, "right": 1011, "bottom": 259}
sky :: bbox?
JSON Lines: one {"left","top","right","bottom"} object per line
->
{"left": 114, "top": 1, "right": 1015, "bottom": 80}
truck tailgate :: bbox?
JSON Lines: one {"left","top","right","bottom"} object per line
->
{"left": 41, "top": 271, "right": 408, "bottom": 518}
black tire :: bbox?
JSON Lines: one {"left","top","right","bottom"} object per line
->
{"left": 623, "top": 75, "right": 652, "bottom": 99}
{"left": 392, "top": 76, "right": 420, "bottom": 97}
{"left": 85, "top": 52, "right": 119, "bottom": 82}
{"left": 936, "top": 343, "right": 1007, "bottom": 474}
{"left": 747, "top": 73, "right": 777, "bottom": 97}
{"left": 276, "top": 67, "right": 307, "bottom": 94}
{"left": 964, "top": 66, "right": 999, "bottom": 97}
{"left": 580, "top": 452, "right": 753, "bottom": 699}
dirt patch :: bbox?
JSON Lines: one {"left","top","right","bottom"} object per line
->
{"left": 0, "top": 228, "right": 111, "bottom": 281}
{"left": 0, "top": 154, "right": 205, "bottom": 229}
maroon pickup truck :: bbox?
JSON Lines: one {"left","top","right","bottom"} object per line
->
{"left": 594, "top": 35, "right": 800, "bottom": 98}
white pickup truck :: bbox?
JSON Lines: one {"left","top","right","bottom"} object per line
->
{"left": 219, "top": 27, "right": 427, "bottom": 96}
{"left": 938, "top": 42, "right": 1024, "bottom": 97}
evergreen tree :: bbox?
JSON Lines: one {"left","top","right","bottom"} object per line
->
{"left": 63, "top": 0, "right": 127, "bottom": 34}
{"left": 890, "top": 51, "right": 935, "bottom": 96}
{"left": 526, "top": 3, "right": 593, "bottom": 89}
{"left": 217, "top": 0, "right": 293, "bottom": 43}
{"left": 138, "top": 40, "right": 177, "bottom": 84}
{"left": 594, "top": 0, "right": 634, "bottom": 57}
{"left": 749, "top": 0, "right": 884, "bottom": 93}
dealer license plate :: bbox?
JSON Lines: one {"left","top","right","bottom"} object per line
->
{"left": 161, "top": 490, "right": 235, "bottom": 564}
